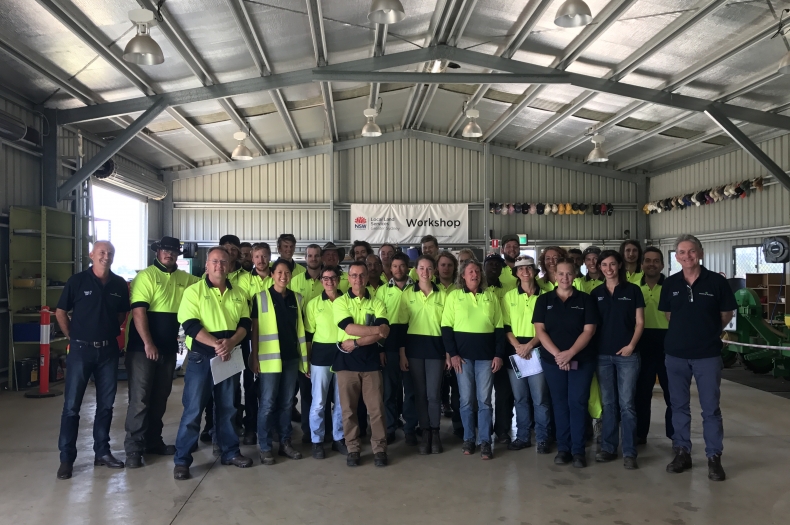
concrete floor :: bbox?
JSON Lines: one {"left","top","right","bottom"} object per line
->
{"left": 1, "top": 378, "right": 789, "bottom": 525}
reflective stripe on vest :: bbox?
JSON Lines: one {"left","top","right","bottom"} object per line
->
{"left": 256, "top": 290, "right": 309, "bottom": 373}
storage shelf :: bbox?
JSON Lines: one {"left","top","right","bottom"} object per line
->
{"left": 13, "top": 286, "right": 65, "bottom": 290}
{"left": 12, "top": 229, "right": 74, "bottom": 240}
{"left": 13, "top": 260, "right": 75, "bottom": 264}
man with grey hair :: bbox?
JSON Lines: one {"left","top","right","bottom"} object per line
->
{"left": 658, "top": 234, "right": 736, "bottom": 482}
{"left": 55, "top": 241, "right": 131, "bottom": 480}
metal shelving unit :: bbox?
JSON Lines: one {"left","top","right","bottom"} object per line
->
{"left": 8, "top": 207, "right": 74, "bottom": 390}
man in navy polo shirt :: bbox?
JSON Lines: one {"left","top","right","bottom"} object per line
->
{"left": 659, "top": 234, "right": 736, "bottom": 481}
{"left": 54, "top": 241, "right": 130, "bottom": 480}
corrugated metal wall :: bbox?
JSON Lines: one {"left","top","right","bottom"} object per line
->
{"left": 0, "top": 99, "right": 41, "bottom": 212}
{"left": 491, "top": 156, "right": 637, "bottom": 242}
{"left": 649, "top": 134, "right": 790, "bottom": 276}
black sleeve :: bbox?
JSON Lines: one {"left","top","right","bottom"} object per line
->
{"left": 337, "top": 317, "right": 354, "bottom": 331}
{"left": 495, "top": 327, "right": 506, "bottom": 359}
{"left": 503, "top": 324, "right": 513, "bottom": 334}
{"left": 374, "top": 318, "right": 390, "bottom": 327}
{"left": 531, "top": 295, "right": 547, "bottom": 324}
{"left": 305, "top": 332, "right": 314, "bottom": 343}
{"left": 718, "top": 276, "right": 738, "bottom": 311}
{"left": 56, "top": 277, "right": 75, "bottom": 311}
{"left": 117, "top": 279, "right": 131, "bottom": 313}
{"left": 441, "top": 327, "right": 458, "bottom": 357}
{"left": 182, "top": 318, "right": 204, "bottom": 339}
{"left": 237, "top": 317, "right": 252, "bottom": 336}
{"left": 658, "top": 280, "right": 672, "bottom": 312}
{"left": 130, "top": 301, "right": 150, "bottom": 309}
{"left": 250, "top": 296, "right": 258, "bottom": 319}
{"left": 583, "top": 294, "right": 599, "bottom": 325}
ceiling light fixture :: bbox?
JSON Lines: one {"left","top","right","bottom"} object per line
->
{"left": 554, "top": 0, "right": 593, "bottom": 28}
{"left": 231, "top": 131, "right": 253, "bottom": 161}
{"left": 586, "top": 134, "right": 609, "bottom": 163}
{"left": 462, "top": 109, "right": 482, "bottom": 138}
{"left": 368, "top": 0, "right": 406, "bottom": 24}
{"left": 361, "top": 108, "right": 382, "bottom": 137}
{"left": 123, "top": 9, "right": 165, "bottom": 65}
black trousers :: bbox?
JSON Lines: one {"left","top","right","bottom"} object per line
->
{"left": 124, "top": 351, "right": 177, "bottom": 453}
{"left": 635, "top": 329, "right": 673, "bottom": 440}
{"left": 445, "top": 370, "right": 464, "bottom": 432}
{"left": 493, "top": 366, "right": 514, "bottom": 438}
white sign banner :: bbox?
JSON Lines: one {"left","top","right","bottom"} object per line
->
{"left": 350, "top": 203, "right": 468, "bottom": 245}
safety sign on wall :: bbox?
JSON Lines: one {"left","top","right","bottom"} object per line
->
{"left": 350, "top": 203, "right": 469, "bottom": 245}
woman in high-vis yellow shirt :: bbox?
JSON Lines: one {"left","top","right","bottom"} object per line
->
{"left": 399, "top": 255, "right": 448, "bottom": 455}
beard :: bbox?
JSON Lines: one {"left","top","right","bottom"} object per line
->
{"left": 503, "top": 253, "right": 516, "bottom": 263}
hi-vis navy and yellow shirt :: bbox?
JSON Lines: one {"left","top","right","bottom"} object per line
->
{"left": 333, "top": 288, "right": 389, "bottom": 372}
{"left": 398, "top": 283, "right": 446, "bottom": 360}
{"left": 246, "top": 267, "right": 274, "bottom": 297}
{"left": 376, "top": 279, "right": 412, "bottom": 353}
{"left": 127, "top": 259, "right": 199, "bottom": 354}
{"left": 304, "top": 291, "right": 339, "bottom": 366}
{"left": 289, "top": 271, "right": 324, "bottom": 308}
{"left": 441, "top": 287, "right": 505, "bottom": 361}
{"left": 178, "top": 276, "right": 252, "bottom": 357}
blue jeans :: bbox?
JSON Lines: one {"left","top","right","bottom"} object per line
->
{"left": 665, "top": 355, "right": 723, "bottom": 457}
{"left": 507, "top": 368, "right": 551, "bottom": 443}
{"left": 455, "top": 359, "right": 494, "bottom": 444}
{"left": 598, "top": 354, "right": 640, "bottom": 458}
{"left": 257, "top": 358, "right": 299, "bottom": 451}
{"left": 174, "top": 351, "right": 240, "bottom": 466}
{"left": 58, "top": 340, "right": 120, "bottom": 463}
{"left": 309, "top": 365, "right": 344, "bottom": 443}
{"left": 383, "top": 351, "right": 418, "bottom": 434}
{"left": 543, "top": 359, "right": 596, "bottom": 456}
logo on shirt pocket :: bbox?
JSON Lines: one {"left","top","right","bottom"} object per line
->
{"left": 84, "top": 291, "right": 92, "bottom": 296}
{"left": 672, "top": 291, "right": 679, "bottom": 297}
{"left": 597, "top": 296, "right": 604, "bottom": 301}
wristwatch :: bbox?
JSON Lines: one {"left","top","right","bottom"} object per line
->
{"left": 353, "top": 340, "right": 359, "bottom": 348}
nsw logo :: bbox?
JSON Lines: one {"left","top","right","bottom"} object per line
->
{"left": 354, "top": 216, "right": 367, "bottom": 230}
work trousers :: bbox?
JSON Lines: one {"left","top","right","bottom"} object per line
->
{"left": 455, "top": 359, "right": 494, "bottom": 445}
{"left": 543, "top": 359, "right": 595, "bottom": 456}
{"left": 309, "top": 365, "right": 344, "bottom": 443}
{"left": 493, "top": 367, "right": 514, "bottom": 439}
{"left": 408, "top": 358, "right": 445, "bottom": 430}
{"left": 257, "top": 358, "right": 300, "bottom": 451}
{"left": 598, "top": 353, "right": 640, "bottom": 458}
{"left": 507, "top": 368, "right": 551, "bottom": 443}
{"left": 124, "top": 351, "right": 177, "bottom": 454}
{"left": 635, "top": 329, "right": 672, "bottom": 440}
{"left": 337, "top": 370, "right": 387, "bottom": 454}
{"left": 383, "top": 351, "right": 418, "bottom": 434}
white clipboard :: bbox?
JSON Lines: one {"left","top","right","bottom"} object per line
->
{"left": 210, "top": 345, "right": 244, "bottom": 385}
{"left": 509, "top": 350, "right": 543, "bottom": 379}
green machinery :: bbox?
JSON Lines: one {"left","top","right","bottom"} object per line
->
{"left": 722, "top": 288, "right": 790, "bottom": 377}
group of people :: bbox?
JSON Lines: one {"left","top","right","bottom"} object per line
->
{"left": 53, "top": 231, "right": 736, "bottom": 483}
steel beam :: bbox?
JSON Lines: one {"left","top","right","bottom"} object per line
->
{"left": 616, "top": 128, "right": 724, "bottom": 171}
{"left": 42, "top": 109, "right": 59, "bottom": 207}
{"left": 306, "top": 0, "right": 338, "bottom": 142}
{"left": 704, "top": 106, "right": 790, "bottom": 191}
{"left": 58, "top": 97, "right": 168, "bottom": 200}
{"left": 313, "top": 71, "right": 568, "bottom": 84}
{"left": 369, "top": 23, "right": 387, "bottom": 110}
{"left": 482, "top": 0, "right": 638, "bottom": 143}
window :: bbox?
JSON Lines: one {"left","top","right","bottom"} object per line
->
{"left": 668, "top": 251, "right": 681, "bottom": 275}
{"left": 733, "top": 245, "right": 784, "bottom": 278}
{"left": 92, "top": 185, "right": 148, "bottom": 280}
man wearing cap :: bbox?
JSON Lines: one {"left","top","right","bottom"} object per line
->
{"left": 322, "top": 242, "right": 349, "bottom": 293}
{"left": 484, "top": 253, "right": 514, "bottom": 445}
{"left": 55, "top": 241, "right": 130, "bottom": 480}
{"left": 124, "top": 237, "right": 199, "bottom": 468}
{"left": 574, "top": 246, "right": 604, "bottom": 293}
{"left": 276, "top": 234, "right": 306, "bottom": 278}
{"left": 500, "top": 234, "right": 521, "bottom": 291}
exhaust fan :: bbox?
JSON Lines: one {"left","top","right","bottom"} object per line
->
{"left": 94, "top": 158, "right": 168, "bottom": 200}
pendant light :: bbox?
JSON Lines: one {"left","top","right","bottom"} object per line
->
{"left": 462, "top": 109, "right": 482, "bottom": 138}
{"left": 586, "top": 134, "right": 609, "bottom": 163}
{"left": 361, "top": 108, "right": 382, "bottom": 137}
{"left": 123, "top": 9, "right": 165, "bottom": 65}
{"left": 368, "top": 0, "right": 406, "bottom": 24}
{"left": 231, "top": 131, "right": 253, "bottom": 161}
{"left": 554, "top": 0, "right": 593, "bottom": 28}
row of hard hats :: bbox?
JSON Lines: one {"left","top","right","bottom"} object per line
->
{"left": 490, "top": 202, "right": 615, "bottom": 216}
{"left": 643, "top": 176, "right": 764, "bottom": 214}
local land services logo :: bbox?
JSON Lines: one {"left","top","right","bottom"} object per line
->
{"left": 354, "top": 216, "right": 367, "bottom": 229}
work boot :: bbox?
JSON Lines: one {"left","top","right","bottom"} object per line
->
{"left": 666, "top": 447, "right": 692, "bottom": 473}
{"left": 480, "top": 441, "right": 493, "bottom": 460}
{"left": 260, "top": 450, "right": 275, "bottom": 465}
{"left": 242, "top": 432, "right": 257, "bottom": 446}
{"left": 220, "top": 454, "right": 253, "bottom": 468}
{"left": 126, "top": 452, "right": 144, "bottom": 469}
{"left": 623, "top": 456, "right": 639, "bottom": 470}
{"left": 347, "top": 452, "right": 360, "bottom": 467}
{"left": 200, "top": 428, "right": 212, "bottom": 443}
{"left": 312, "top": 443, "right": 325, "bottom": 459}
{"left": 572, "top": 454, "right": 587, "bottom": 468}
{"left": 507, "top": 439, "right": 532, "bottom": 450}
{"left": 708, "top": 455, "right": 726, "bottom": 481}
{"left": 596, "top": 450, "right": 618, "bottom": 463}
{"left": 94, "top": 453, "right": 125, "bottom": 469}
{"left": 146, "top": 443, "right": 176, "bottom": 456}
{"left": 173, "top": 465, "right": 190, "bottom": 480}
{"left": 57, "top": 462, "right": 73, "bottom": 480}
{"left": 374, "top": 452, "right": 388, "bottom": 467}
{"left": 462, "top": 440, "right": 476, "bottom": 455}
{"left": 279, "top": 439, "right": 303, "bottom": 460}
{"left": 496, "top": 434, "right": 511, "bottom": 445}
{"left": 332, "top": 439, "right": 349, "bottom": 455}
{"left": 212, "top": 443, "right": 220, "bottom": 458}
{"left": 431, "top": 428, "right": 443, "bottom": 454}
{"left": 419, "top": 429, "right": 432, "bottom": 455}
{"left": 537, "top": 441, "right": 551, "bottom": 455}
{"left": 554, "top": 451, "right": 572, "bottom": 465}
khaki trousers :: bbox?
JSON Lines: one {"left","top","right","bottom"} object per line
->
{"left": 336, "top": 370, "right": 387, "bottom": 454}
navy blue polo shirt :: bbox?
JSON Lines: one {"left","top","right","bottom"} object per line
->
{"left": 56, "top": 268, "right": 130, "bottom": 342}
{"left": 269, "top": 286, "right": 300, "bottom": 362}
{"left": 532, "top": 288, "right": 598, "bottom": 366}
{"left": 590, "top": 282, "right": 645, "bottom": 355}
{"left": 658, "top": 266, "right": 737, "bottom": 359}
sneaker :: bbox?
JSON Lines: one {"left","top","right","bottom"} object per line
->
{"left": 346, "top": 452, "right": 360, "bottom": 467}
{"left": 332, "top": 439, "right": 349, "bottom": 455}
{"left": 462, "top": 440, "right": 476, "bottom": 455}
{"left": 708, "top": 454, "right": 726, "bottom": 481}
{"left": 507, "top": 439, "right": 532, "bottom": 451}
{"left": 572, "top": 454, "right": 587, "bottom": 468}
{"left": 624, "top": 456, "right": 639, "bottom": 470}
{"left": 259, "top": 450, "right": 275, "bottom": 465}
{"left": 595, "top": 450, "right": 618, "bottom": 463}
{"left": 480, "top": 442, "right": 493, "bottom": 460}
{"left": 554, "top": 451, "right": 572, "bottom": 465}
{"left": 278, "top": 439, "right": 303, "bottom": 460}
{"left": 312, "top": 443, "right": 325, "bottom": 459}
{"left": 374, "top": 452, "right": 388, "bottom": 467}
{"left": 404, "top": 433, "right": 418, "bottom": 446}
{"left": 666, "top": 447, "right": 692, "bottom": 474}
{"left": 126, "top": 452, "right": 144, "bottom": 469}
{"left": 536, "top": 441, "right": 551, "bottom": 455}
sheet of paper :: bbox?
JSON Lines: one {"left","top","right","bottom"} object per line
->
{"left": 509, "top": 350, "right": 543, "bottom": 379}
{"left": 210, "top": 345, "right": 244, "bottom": 385}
